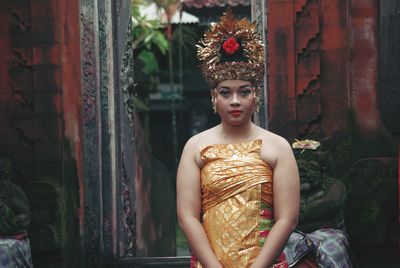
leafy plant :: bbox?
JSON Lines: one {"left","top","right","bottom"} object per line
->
{"left": 132, "top": 0, "right": 169, "bottom": 75}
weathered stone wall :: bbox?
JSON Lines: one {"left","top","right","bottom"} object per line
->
{"left": 1, "top": 0, "right": 63, "bottom": 257}
{"left": 267, "top": 0, "right": 398, "bottom": 250}
{"left": 0, "top": 0, "right": 82, "bottom": 266}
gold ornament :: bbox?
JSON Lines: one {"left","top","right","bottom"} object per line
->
{"left": 197, "top": 8, "right": 265, "bottom": 87}
{"left": 211, "top": 97, "right": 217, "bottom": 113}
{"left": 210, "top": 90, "right": 217, "bottom": 113}
{"left": 292, "top": 139, "right": 321, "bottom": 153}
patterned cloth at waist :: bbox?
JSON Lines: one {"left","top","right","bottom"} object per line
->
{"left": 283, "top": 229, "right": 352, "bottom": 268}
{"left": 0, "top": 237, "right": 33, "bottom": 268}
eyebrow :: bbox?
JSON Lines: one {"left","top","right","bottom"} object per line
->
{"left": 217, "top": 85, "right": 253, "bottom": 89}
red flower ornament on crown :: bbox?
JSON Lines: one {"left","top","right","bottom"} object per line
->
{"left": 222, "top": 37, "right": 240, "bottom": 55}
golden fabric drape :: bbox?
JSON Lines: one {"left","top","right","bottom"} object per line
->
{"left": 198, "top": 140, "right": 273, "bottom": 268}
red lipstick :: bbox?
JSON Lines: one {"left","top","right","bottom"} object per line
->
{"left": 230, "top": 110, "right": 241, "bottom": 116}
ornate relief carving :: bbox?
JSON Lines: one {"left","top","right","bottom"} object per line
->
{"left": 99, "top": 18, "right": 109, "bottom": 115}
{"left": 8, "top": 7, "right": 36, "bottom": 187}
{"left": 80, "top": 0, "right": 136, "bottom": 262}
{"left": 98, "top": 14, "right": 114, "bottom": 255}
{"left": 295, "top": 0, "right": 321, "bottom": 136}
{"left": 121, "top": 158, "right": 136, "bottom": 257}
{"left": 119, "top": 18, "right": 136, "bottom": 257}
{"left": 81, "top": 16, "right": 97, "bottom": 125}
{"left": 9, "top": 6, "right": 34, "bottom": 151}
{"left": 9, "top": 9, "right": 31, "bottom": 32}
{"left": 10, "top": 50, "right": 34, "bottom": 113}
{"left": 84, "top": 201, "right": 100, "bottom": 264}
{"left": 120, "top": 20, "right": 135, "bottom": 135}
{"left": 80, "top": 7, "right": 100, "bottom": 266}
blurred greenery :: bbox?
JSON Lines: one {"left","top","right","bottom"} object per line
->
{"left": 175, "top": 226, "right": 188, "bottom": 248}
{"left": 132, "top": 0, "right": 169, "bottom": 75}
{"left": 138, "top": 50, "right": 159, "bottom": 74}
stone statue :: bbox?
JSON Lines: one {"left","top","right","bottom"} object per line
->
{"left": 295, "top": 151, "right": 346, "bottom": 232}
{"left": 284, "top": 140, "right": 353, "bottom": 268}
{"left": 0, "top": 157, "right": 31, "bottom": 236}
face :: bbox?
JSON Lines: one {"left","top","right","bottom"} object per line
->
{"left": 212, "top": 80, "right": 258, "bottom": 126}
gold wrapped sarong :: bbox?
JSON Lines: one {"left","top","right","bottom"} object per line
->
{"left": 195, "top": 139, "right": 275, "bottom": 268}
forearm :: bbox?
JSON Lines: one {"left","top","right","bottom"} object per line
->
{"left": 180, "top": 216, "right": 222, "bottom": 268}
{"left": 251, "top": 218, "right": 297, "bottom": 268}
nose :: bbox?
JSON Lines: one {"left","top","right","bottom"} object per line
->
{"left": 230, "top": 93, "right": 240, "bottom": 106}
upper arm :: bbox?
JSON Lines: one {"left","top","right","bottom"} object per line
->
{"left": 176, "top": 139, "right": 202, "bottom": 223}
{"left": 272, "top": 139, "right": 300, "bottom": 224}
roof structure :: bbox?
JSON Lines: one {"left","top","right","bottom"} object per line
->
{"left": 183, "top": 0, "right": 251, "bottom": 8}
{"left": 139, "top": 3, "right": 199, "bottom": 24}
{"left": 183, "top": 0, "right": 251, "bottom": 26}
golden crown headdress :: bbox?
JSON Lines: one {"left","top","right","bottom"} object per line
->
{"left": 196, "top": 9, "right": 265, "bottom": 87}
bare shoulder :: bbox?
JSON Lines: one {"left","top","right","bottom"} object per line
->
{"left": 184, "top": 126, "right": 218, "bottom": 149}
{"left": 253, "top": 126, "right": 293, "bottom": 168}
{"left": 181, "top": 126, "right": 220, "bottom": 165}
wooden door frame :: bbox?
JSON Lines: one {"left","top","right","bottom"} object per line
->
{"left": 79, "top": 0, "right": 139, "bottom": 266}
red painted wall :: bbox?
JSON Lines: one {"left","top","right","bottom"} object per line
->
{"left": 349, "top": 0, "right": 385, "bottom": 137}
{"left": 268, "top": 0, "right": 349, "bottom": 140}
{"left": 267, "top": 0, "right": 297, "bottom": 139}
{"left": 268, "top": 0, "right": 389, "bottom": 141}
{"left": 0, "top": 0, "right": 83, "bottom": 265}
{"left": 267, "top": 0, "right": 399, "bottom": 256}
{"left": 59, "top": 0, "right": 84, "bottom": 235}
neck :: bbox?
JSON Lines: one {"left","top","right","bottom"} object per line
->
{"left": 220, "top": 121, "right": 254, "bottom": 142}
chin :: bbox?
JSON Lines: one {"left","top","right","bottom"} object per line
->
{"left": 224, "top": 119, "right": 249, "bottom": 127}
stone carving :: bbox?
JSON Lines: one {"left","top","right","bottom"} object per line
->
{"left": 25, "top": 180, "right": 61, "bottom": 250}
{"left": 80, "top": 6, "right": 100, "bottom": 266}
{"left": 120, "top": 19, "right": 135, "bottom": 134}
{"left": 99, "top": 18, "right": 109, "bottom": 116}
{"left": 122, "top": 160, "right": 136, "bottom": 257}
{"left": 0, "top": 157, "right": 30, "bottom": 236}
{"left": 283, "top": 142, "right": 352, "bottom": 267}
{"left": 295, "top": 0, "right": 322, "bottom": 136}
{"left": 98, "top": 15, "right": 114, "bottom": 257}
{"left": 81, "top": 15, "right": 98, "bottom": 125}
{"left": 293, "top": 144, "right": 346, "bottom": 232}
{"left": 120, "top": 18, "right": 136, "bottom": 257}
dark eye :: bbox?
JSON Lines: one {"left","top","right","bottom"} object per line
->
{"left": 240, "top": 89, "right": 252, "bottom": 96}
{"left": 218, "top": 90, "right": 230, "bottom": 97}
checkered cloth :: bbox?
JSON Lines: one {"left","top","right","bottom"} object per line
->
{"left": 0, "top": 238, "right": 33, "bottom": 268}
{"left": 284, "top": 228, "right": 352, "bottom": 268}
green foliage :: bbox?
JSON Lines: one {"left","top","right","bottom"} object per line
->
{"left": 132, "top": 1, "right": 169, "bottom": 75}
{"left": 138, "top": 50, "right": 159, "bottom": 74}
{"left": 176, "top": 225, "right": 189, "bottom": 249}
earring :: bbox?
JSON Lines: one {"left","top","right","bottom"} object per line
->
{"left": 211, "top": 89, "right": 218, "bottom": 114}
{"left": 211, "top": 97, "right": 217, "bottom": 113}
